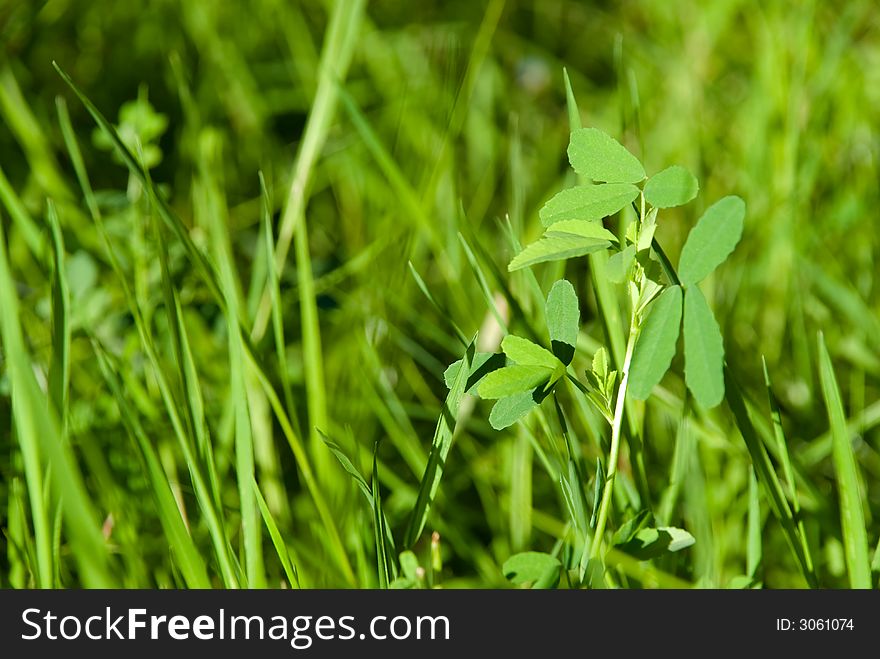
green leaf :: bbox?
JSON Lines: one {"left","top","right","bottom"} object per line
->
{"left": 617, "top": 527, "right": 695, "bottom": 560}
{"left": 629, "top": 286, "right": 683, "bottom": 400}
{"left": 546, "top": 279, "right": 579, "bottom": 365}
{"left": 489, "top": 392, "right": 539, "bottom": 430}
{"left": 443, "top": 352, "right": 506, "bottom": 394}
{"left": 683, "top": 286, "right": 725, "bottom": 408}
{"left": 502, "top": 551, "right": 562, "bottom": 589}
{"left": 508, "top": 233, "right": 612, "bottom": 272}
{"left": 644, "top": 165, "right": 699, "bottom": 209}
{"left": 539, "top": 183, "right": 639, "bottom": 226}
{"left": 567, "top": 127, "right": 646, "bottom": 184}
{"left": 479, "top": 365, "right": 553, "bottom": 399}
{"left": 399, "top": 550, "right": 421, "bottom": 583}
{"left": 544, "top": 220, "right": 618, "bottom": 242}
{"left": 502, "top": 335, "right": 561, "bottom": 370}
{"left": 817, "top": 333, "right": 872, "bottom": 589}
{"left": 612, "top": 509, "right": 654, "bottom": 547}
{"left": 607, "top": 245, "right": 636, "bottom": 284}
{"left": 678, "top": 195, "right": 745, "bottom": 286}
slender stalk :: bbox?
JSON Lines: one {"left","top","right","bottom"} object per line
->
{"left": 590, "top": 317, "right": 640, "bottom": 561}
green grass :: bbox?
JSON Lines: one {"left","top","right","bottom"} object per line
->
{"left": 0, "top": 0, "right": 878, "bottom": 589}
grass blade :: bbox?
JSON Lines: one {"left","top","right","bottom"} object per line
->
{"left": 93, "top": 344, "right": 211, "bottom": 588}
{"left": 196, "top": 133, "right": 264, "bottom": 588}
{"left": 817, "top": 332, "right": 871, "bottom": 589}
{"left": 253, "top": 479, "right": 301, "bottom": 589}
{"left": 0, "top": 213, "right": 115, "bottom": 587}
{"left": 46, "top": 201, "right": 70, "bottom": 434}
{"left": 724, "top": 367, "right": 816, "bottom": 587}
{"left": 762, "top": 357, "right": 815, "bottom": 583}
{"left": 372, "top": 444, "right": 393, "bottom": 588}
{"left": 405, "top": 336, "right": 477, "bottom": 547}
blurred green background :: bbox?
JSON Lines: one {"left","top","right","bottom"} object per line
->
{"left": 0, "top": 0, "right": 878, "bottom": 588}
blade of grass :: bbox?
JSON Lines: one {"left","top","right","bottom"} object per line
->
{"left": 93, "top": 343, "right": 211, "bottom": 588}
{"left": 404, "top": 336, "right": 476, "bottom": 547}
{"left": 253, "top": 478, "right": 301, "bottom": 589}
{"left": 762, "top": 357, "right": 815, "bottom": 582}
{"left": 0, "top": 165, "right": 44, "bottom": 261}
{"left": 724, "top": 367, "right": 816, "bottom": 587}
{"left": 260, "top": 172, "right": 298, "bottom": 431}
{"left": 319, "top": 430, "right": 398, "bottom": 581}
{"left": 46, "top": 201, "right": 70, "bottom": 435}
{"left": 54, "top": 62, "right": 225, "bottom": 305}
{"left": 249, "top": 360, "right": 356, "bottom": 584}
{"left": 0, "top": 211, "right": 115, "bottom": 588}
{"left": 196, "top": 132, "right": 265, "bottom": 588}
{"left": 817, "top": 332, "right": 871, "bottom": 589}
{"left": 746, "top": 468, "right": 762, "bottom": 583}
{"left": 407, "top": 261, "right": 469, "bottom": 346}
{"left": 372, "top": 443, "right": 392, "bottom": 588}
{"left": 56, "top": 105, "right": 240, "bottom": 587}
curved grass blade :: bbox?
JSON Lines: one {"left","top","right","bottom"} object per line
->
{"left": 253, "top": 479, "right": 301, "bottom": 589}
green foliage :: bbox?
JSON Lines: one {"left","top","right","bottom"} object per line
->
{"left": 683, "top": 286, "right": 726, "bottom": 409}
{"left": 644, "top": 165, "right": 699, "bottom": 209}
{"left": 502, "top": 552, "right": 562, "bottom": 589}
{"left": 629, "top": 285, "right": 683, "bottom": 400}
{"left": 567, "top": 127, "right": 646, "bottom": 183}
{"left": 508, "top": 221, "right": 616, "bottom": 271}
{"left": 0, "top": 0, "right": 877, "bottom": 592}
{"left": 546, "top": 279, "right": 580, "bottom": 365}
{"left": 678, "top": 196, "right": 745, "bottom": 287}
{"left": 539, "top": 184, "right": 640, "bottom": 226}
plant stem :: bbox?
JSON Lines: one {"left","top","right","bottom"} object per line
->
{"left": 590, "top": 316, "right": 639, "bottom": 561}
